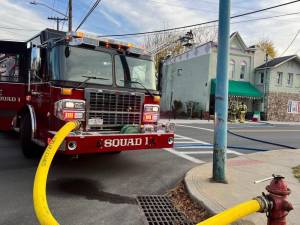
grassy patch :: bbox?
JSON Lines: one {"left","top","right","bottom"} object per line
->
{"left": 292, "top": 165, "right": 300, "bottom": 182}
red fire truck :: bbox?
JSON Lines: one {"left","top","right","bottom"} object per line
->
{"left": 0, "top": 29, "right": 174, "bottom": 157}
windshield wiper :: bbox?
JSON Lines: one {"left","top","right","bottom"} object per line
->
{"left": 121, "top": 80, "right": 153, "bottom": 97}
{"left": 76, "top": 75, "right": 109, "bottom": 89}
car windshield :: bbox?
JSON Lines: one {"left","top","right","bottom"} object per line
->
{"left": 50, "top": 46, "right": 112, "bottom": 85}
{"left": 115, "top": 55, "right": 157, "bottom": 90}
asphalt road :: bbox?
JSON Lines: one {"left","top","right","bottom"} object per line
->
{"left": 0, "top": 122, "right": 300, "bottom": 225}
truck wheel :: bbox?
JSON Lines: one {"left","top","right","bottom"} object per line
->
{"left": 20, "top": 113, "right": 39, "bottom": 158}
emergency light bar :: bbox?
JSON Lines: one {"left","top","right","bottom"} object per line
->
{"left": 67, "top": 31, "right": 147, "bottom": 55}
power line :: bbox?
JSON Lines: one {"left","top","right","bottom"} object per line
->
{"left": 75, "top": 0, "right": 102, "bottom": 31}
{"left": 231, "top": 11, "right": 300, "bottom": 25}
{"left": 117, "top": 11, "right": 300, "bottom": 38}
{"left": 1, "top": 10, "right": 300, "bottom": 35}
{"left": 130, "top": 0, "right": 282, "bottom": 15}
{"left": 0, "top": 26, "right": 41, "bottom": 31}
{"left": 61, "top": 0, "right": 69, "bottom": 30}
{"left": 73, "top": 0, "right": 94, "bottom": 29}
{"left": 280, "top": 29, "right": 300, "bottom": 56}
{"left": 52, "top": 0, "right": 56, "bottom": 29}
{"left": 99, "top": 0, "right": 300, "bottom": 37}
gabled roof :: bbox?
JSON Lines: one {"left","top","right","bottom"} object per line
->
{"left": 230, "top": 32, "right": 248, "bottom": 51}
{"left": 256, "top": 55, "right": 300, "bottom": 70}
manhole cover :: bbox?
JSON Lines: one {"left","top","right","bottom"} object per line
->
{"left": 137, "top": 195, "right": 193, "bottom": 225}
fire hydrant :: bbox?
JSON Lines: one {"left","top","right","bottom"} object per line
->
{"left": 266, "top": 175, "right": 293, "bottom": 225}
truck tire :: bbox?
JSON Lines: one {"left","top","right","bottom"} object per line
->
{"left": 20, "top": 113, "right": 39, "bottom": 158}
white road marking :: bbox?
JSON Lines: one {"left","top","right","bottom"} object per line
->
{"left": 177, "top": 124, "right": 214, "bottom": 132}
{"left": 176, "top": 146, "right": 213, "bottom": 149}
{"left": 228, "top": 149, "right": 244, "bottom": 155}
{"left": 163, "top": 148, "right": 205, "bottom": 164}
{"left": 164, "top": 127, "right": 244, "bottom": 163}
{"left": 174, "top": 136, "right": 188, "bottom": 140}
{"left": 178, "top": 150, "right": 244, "bottom": 156}
{"left": 180, "top": 151, "right": 213, "bottom": 154}
{"left": 175, "top": 133, "right": 210, "bottom": 143}
{"left": 175, "top": 141, "right": 208, "bottom": 144}
{"left": 174, "top": 133, "right": 244, "bottom": 156}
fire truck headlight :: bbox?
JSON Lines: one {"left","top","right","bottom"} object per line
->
{"left": 55, "top": 99, "right": 85, "bottom": 121}
{"left": 65, "top": 101, "right": 75, "bottom": 108}
{"left": 62, "top": 100, "right": 85, "bottom": 109}
{"left": 143, "top": 104, "right": 160, "bottom": 123}
{"left": 152, "top": 106, "right": 159, "bottom": 112}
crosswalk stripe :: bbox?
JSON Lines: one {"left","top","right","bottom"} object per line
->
{"left": 174, "top": 141, "right": 209, "bottom": 144}
{"left": 163, "top": 148, "right": 205, "bottom": 164}
{"left": 176, "top": 146, "right": 213, "bottom": 149}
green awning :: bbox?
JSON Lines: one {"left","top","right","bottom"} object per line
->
{"left": 211, "top": 79, "right": 262, "bottom": 98}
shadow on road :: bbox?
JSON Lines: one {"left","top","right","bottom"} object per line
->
{"left": 48, "top": 177, "right": 137, "bottom": 205}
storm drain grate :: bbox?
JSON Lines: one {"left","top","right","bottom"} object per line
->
{"left": 137, "top": 195, "right": 193, "bottom": 225}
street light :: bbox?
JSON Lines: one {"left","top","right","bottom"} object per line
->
{"left": 29, "top": 1, "right": 68, "bottom": 18}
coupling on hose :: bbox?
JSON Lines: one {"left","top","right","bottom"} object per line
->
{"left": 254, "top": 195, "right": 272, "bottom": 213}
{"left": 73, "top": 120, "right": 81, "bottom": 130}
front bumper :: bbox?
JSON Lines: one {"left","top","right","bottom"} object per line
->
{"left": 48, "top": 131, "right": 174, "bottom": 155}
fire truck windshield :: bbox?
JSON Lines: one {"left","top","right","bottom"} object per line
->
{"left": 50, "top": 45, "right": 157, "bottom": 90}
{"left": 115, "top": 55, "right": 157, "bottom": 91}
{"left": 50, "top": 46, "right": 113, "bottom": 85}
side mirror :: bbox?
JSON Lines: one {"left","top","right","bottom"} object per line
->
{"left": 30, "top": 46, "right": 41, "bottom": 72}
{"left": 30, "top": 46, "right": 43, "bottom": 82}
{"left": 65, "top": 46, "right": 70, "bottom": 58}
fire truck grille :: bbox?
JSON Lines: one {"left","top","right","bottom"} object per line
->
{"left": 85, "top": 89, "right": 144, "bottom": 130}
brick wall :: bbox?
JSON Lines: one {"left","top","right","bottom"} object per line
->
{"left": 266, "top": 92, "right": 300, "bottom": 121}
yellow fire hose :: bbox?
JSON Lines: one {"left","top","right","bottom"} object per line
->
{"left": 33, "top": 121, "right": 80, "bottom": 225}
{"left": 32, "top": 120, "right": 266, "bottom": 225}
{"left": 197, "top": 199, "right": 263, "bottom": 225}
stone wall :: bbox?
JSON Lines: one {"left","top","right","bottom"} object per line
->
{"left": 266, "top": 92, "right": 300, "bottom": 121}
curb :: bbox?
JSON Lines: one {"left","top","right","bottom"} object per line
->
{"left": 183, "top": 169, "right": 224, "bottom": 216}
{"left": 183, "top": 168, "right": 257, "bottom": 225}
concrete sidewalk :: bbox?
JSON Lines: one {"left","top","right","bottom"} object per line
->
{"left": 185, "top": 149, "right": 300, "bottom": 225}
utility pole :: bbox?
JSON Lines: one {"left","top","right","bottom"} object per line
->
{"left": 68, "top": 0, "right": 72, "bottom": 32}
{"left": 48, "top": 17, "right": 68, "bottom": 31}
{"left": 212, "top": 0, "right": 231, "bottom": 183}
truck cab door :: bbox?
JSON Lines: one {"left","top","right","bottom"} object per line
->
{"left": 28, "top": 46, "right": 51, "bottom": 140}
{"left": 0, "top": 44, "right": 27, "bottom": 131}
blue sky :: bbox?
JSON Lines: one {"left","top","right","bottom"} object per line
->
{"left": 0, "top": 0, "right": 300, "bottom": 55}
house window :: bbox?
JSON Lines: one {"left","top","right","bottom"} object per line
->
{"left": 177, "top": 68, "right": 183, "bottom": 76}
{"left": 240, "top": 61, "right": 247, "bottom": 80}
{"left": 260, "top": 72, "right": 264, "bottom": 84}
{"left": 296, "top": 74, "right": 300, "bottom": 87}
{"left": 287, "top": 73, "right": 293, "bottom": 87}
{"left": 276, "top": 72, "right": 283, "bottom": 86}
{"left": 229, "top": 60, "right": 235, "bottom": 79}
